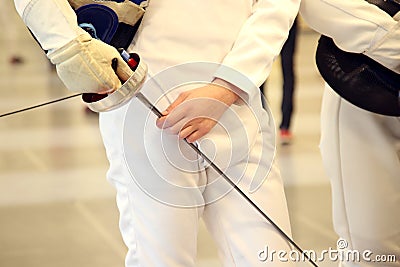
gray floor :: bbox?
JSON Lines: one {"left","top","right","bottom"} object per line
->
{"left": 1, "top": 4, "right": 338, "bottom": 267}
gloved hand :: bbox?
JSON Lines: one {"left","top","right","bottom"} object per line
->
{"left": 47, "top": 32, "right": 133, "bottom": 94}
{"left": 15, "top": 0, "right": 133, "bottom": 94}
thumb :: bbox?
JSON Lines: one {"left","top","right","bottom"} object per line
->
{"left": 98, "top": 59, "right": 121, "bottom": 94}
{"left": 114, "top": 56, "right": 134, "bottom": 82}
{"left": 165, "top": 93, "right": 188, "bottom": 114}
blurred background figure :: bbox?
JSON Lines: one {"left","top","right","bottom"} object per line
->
{"left": 261, "top": 17, "right": 298, "bottom": 145}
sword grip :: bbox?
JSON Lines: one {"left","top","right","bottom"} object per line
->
{"left": 135, "top": 92, "right": 163, "bottom": 118}
{"left": 82, "top": 50, "right": 139, "bottom": 104}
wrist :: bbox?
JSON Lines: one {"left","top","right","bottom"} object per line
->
{"left": 212, "top": 78, "right": 240, "bottom": 105}
{"left": 211, "top": 84, "right": 239, "bottom": 106}
{"left": 47, "top": 31, "right": 92, "bottom": 63}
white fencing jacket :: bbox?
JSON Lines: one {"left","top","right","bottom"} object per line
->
{"left": 14, "top": 0, "right": 300, "bottom": 102}
{"left": 300, "top": 0, "right": 400, "bottom": 74}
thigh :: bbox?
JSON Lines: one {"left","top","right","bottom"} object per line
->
{"left": 201, "top": 126, "right": 294, "bottom": 266}
{"left": 99, "top": 98, "right": 208, "bottom": 266}
{"left": 113, "top": 180, "right": 204, "bottom": 267}
{"left": 320, "top": 85, "right": 400, "bottom": 264}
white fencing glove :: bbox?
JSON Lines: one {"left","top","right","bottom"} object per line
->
{"left": 15, "top": 0, "right": 133, "bottom": 94}
{"left": 47, "top": 32, "right": 133, "bottom": 94}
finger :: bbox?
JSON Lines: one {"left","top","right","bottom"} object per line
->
{"left": 101, "top": 58, "right": 120, "bottom": 94}
{"left": 111, "top": 58, "right": 118, "bottom": 71}
{"left": 178, "top": 124, "right": 196, "bottom": 140}
{"left": 159, "top": 108, "right": 188, "bottom": 129}
{"left": 185, "top": 130, "right": 203, "bottom": 143}
{"left": 157, "top": 113, "right": 188, "bottom": 133}
{"left": 97, "top": 58, "right": 123, "bottom": 94}
{"left": 187, "top": 118, "right": 218, "bottom": 143}
{"left": 164, "top": 92, "right": 188, "bottom": 114}
{"left": 156, "top": 115, "right": 167, "bottom": 129}
{"left": 163, "top": 123, "right": 185, "bottom": 136}
{"left": 115, "top": 56, "right": 134, "bottom": 82}
{"left": 100, "top": 79, "right": 121, "bottom": 94}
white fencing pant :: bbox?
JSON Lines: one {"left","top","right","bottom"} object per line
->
{"left": 98, "top": 83, "right": 294, "bottom": 266}
{"left": 320, "top": 85, "right": 400, "bottom": 267}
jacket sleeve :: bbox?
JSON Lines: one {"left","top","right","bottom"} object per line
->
{"left": 300, "top": 0, "right": 400, "bottom": 74}
{"left": 14, "top": 0, "right": 30, "bottom": 14}
{"left": 14, "top": 0, "right": 82, "bottom": 52}
{"left": 214, "top": 0, "right": 300, "bottom": 103}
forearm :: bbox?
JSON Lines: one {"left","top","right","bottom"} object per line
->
{"left": 13, "top": 0, "right": 134, "bottom": 94}
{"left": 14, "top": 0, "right": 83, "bottom": 52}
{"left": 214, "top": 0, "right": 300, "bottom": 103}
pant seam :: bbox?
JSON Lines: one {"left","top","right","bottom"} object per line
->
{"left": 337, "top": 97, "right": 354, "bottom": 249}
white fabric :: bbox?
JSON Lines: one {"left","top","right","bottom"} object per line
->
{"left": 47, "top": 32, "right": 133, "bottom": 93}
{"left": 214, "top": 0, "right": 299, "bottom": 96}
{"left": 364, "top": 21, "right": 400, "bottom": 74}
{"left": 320, "top": 86, "right": 400, "bottom": 267}
{"left": 99, "top": 60, "right": 295, "bottom": 265}
{"left": 15, "top": 0, "right": 135, "bottom": 93}
{"left": 16, "top": 0, "right": 81, "bottom": 52}
{"left": 14, "top": 0, "right": 31, "bottom": 15}
{"left": 300, "top": 0, "right": 400, "bottom": 74}
{"left": 101, "top": 0, "right": 299, "bottom": 265}
{"left": 129, "top": 0, "right": 300, "bottom": 102}
{"left": 14, "top": 0, "right": 300, "bottom": 265}
{"left": 301, "top": 0, "right": 400, "bottom": 265}
{"left": 99, "top": 97, "right": 294, "bottom": 266}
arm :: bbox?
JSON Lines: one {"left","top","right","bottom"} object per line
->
{"left": 214, "top": 0, "right": 301, "bottom": 103}
{"left": 300, "top": 0, "right": 400, "bottom": 74}
{"left": 15, "top": 0, "right": 82, "bottom": 52}
{"left": 157, "top": 0, "right": 300, "bottom": 142}
{"left": 14, "top": 0, "right": 133, "bottom": 93}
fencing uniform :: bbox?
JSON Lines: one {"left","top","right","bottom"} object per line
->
{"left": 300, "top": 1, "right": 400, "bottom": 266}
{"left": 100, "top": 1, "right": 300, "bottom": 266}
{"left": 14, "top": 0, "right": 300, "bottom": 266}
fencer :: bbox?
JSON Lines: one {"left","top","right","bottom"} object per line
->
{"left": 300, "top": 1, "right": 400, "bottom": 266}
{"left": 14, "top": 0, "right": 300, "bottom": 266}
